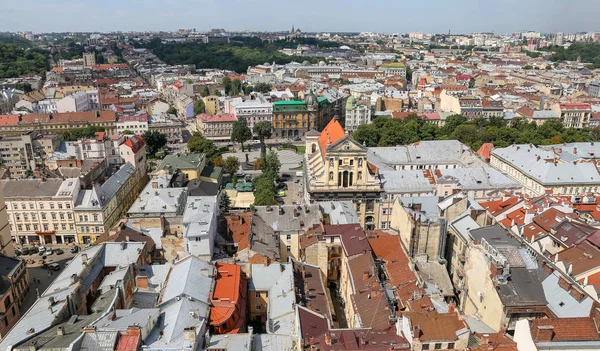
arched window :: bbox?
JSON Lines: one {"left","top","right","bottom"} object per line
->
{"left": 311, "top": 143, "right": 317, "bottom": 153}
{"left": 358, "top": 171, "right": 363, "bottom": 180}
{"left": 329, "top": 158, "right": 334, "bottom": 167}
{"left": 358, "top": 158, "right": 363, "bottom": 167}
{"left": 329, "top": 172, "right": 334, "bottom": 181}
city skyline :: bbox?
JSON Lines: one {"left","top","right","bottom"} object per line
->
{"left": 1, "top": 0, "right": 599, "bottom": 34}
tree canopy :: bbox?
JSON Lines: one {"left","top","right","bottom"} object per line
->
{"left": 141, "top": 130, "right": 168, "bottom": 156}
{"left": 253, "top": 149, "right": 281, "bottom": 206}
{"left": 0, "top": 43, "right": 48, "bottom": 78}
{"left": 62, "top": 126, "right": 106, "bottom": 141}
{"left": 541, "top": 43, "right": 600, "bottom": 69}
{"left": 352, "top": 114, "right": 594, "bottom": 151}
{"left": 187, "top": 132, "right": 228, "bottom": 162}
{"left": 224, "top": 156, "right": 241, "bottom": 175}
{"left": 231, "top": 118, "right": 252, "bottom": 152}
{"left": 254, "top": 121, "right": 273, "bottom": 156}
{"left": 193, "top": 99, "right": 205, "bottom": 115}
{"left": 142, "top": 36, "right": 331, "bottom": 73}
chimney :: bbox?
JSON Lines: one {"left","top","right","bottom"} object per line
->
{"left": 70, "top": 274, "right": 78, "bottom": 284}
{"left": 360, "top": 335, "right": 367, "bottom": 345}
{"left": 574, "top": 147, "right": 578, "bottom": 154}
{"left": 279, "top": 206, "right": 284, "bottom": 215}
{"left": 120, "top": 242, "right": 126, "bottom": 250}
{"left": 28, "top": 341, "right": 37, "bottom": 351}
{"left": 125, "top": 235, "right": 130, "bottom": 242}
{"left": 308, "top": 336, "right": 315, "bottom": 345}
{"left": 183, "top": 327, "right": 196, "bottom": 341}
{"left": 481, "top": 334, "right": 489, "bottom": 346}
{"left": 535, "top": 325, "right": 554, "bottom": 342}
{"left": 325, "top": 333, "right": 332, "bottom": 345}
{"left": 56, "top": 326, "right": 64, "bottom": 336}
{"left": 412, "top": 325, "right": 420, "bottom": 339}
{"left": 448, "top": 302, "right": 456, "bottom": 314}
{"left": 293, "top": 208, "right": 299, "bottom": 217}
{"left": 81, "top": 253, "right": 88, "bottom": 265}
{"left": 136, "top": 275, "right": 149, "bottom": 289}
{"left": 304, "top": 281, "right": 309, "bottom": 292}
{"left": 363, "top": 271, "right": 370, "bottom": 280}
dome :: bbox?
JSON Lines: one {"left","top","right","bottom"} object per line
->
{"left": 305, "top": 90, "right": 319, "bottom": 108}
{"left": 345, "top": 96, "right": 357, "bottom": 110}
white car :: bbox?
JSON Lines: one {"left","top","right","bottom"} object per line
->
{"left": 38, "top": 246, "right": 46, "bottom": 253}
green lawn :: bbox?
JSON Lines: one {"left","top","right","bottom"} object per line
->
{"left": 296, "top": 146, "right": 306, "bottom": 154}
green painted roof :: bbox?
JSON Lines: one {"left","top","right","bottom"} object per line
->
{"left": 317, "top": 97, "right": 328, "bottom": 103}
{"left": 273, "top": 100, "right": 306, "bottom": 106}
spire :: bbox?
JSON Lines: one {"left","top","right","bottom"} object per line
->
{"left": 291, "top": 25, "right": 294, "bottom": 34}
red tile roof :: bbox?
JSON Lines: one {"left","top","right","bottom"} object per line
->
{"left": 323, "top": 224, "right": 370, "bottom": 257}
{"left": 0, "top": 111, "right": 117, "bottom": 126}
{"left": 115, "top": 333, "right": 141, "bottom": 351}
{"left": 197, "top": 113, "right": 237, "bottom": 123}
{"left": 557, "top": 241, "right": 600, "bottom": 276}
{"left": 92, "top": 64, "right": 129, "bottom": 70}
{"left": 477, "top": 143, "right": 493, "bottom": 160}
{"left": 210, "top": 263, "right": 246, "bottom": 333}
{"left": 226, "top": 213, "right": 251, "bottom": 251}
{"left": 122, "top": 135, "right": 145, "bottom": 153}
{"left": 403, "top": 311, "right": 467, "bottom": 341}
{"left": 531, "top": 318, "right": 600, "bottom": 341}
{"left": 480, "top": 198, "right": 520, "bottom": 216}
{"left": 318, "top": 118, "right": 346, "bottom": 158}
{"left": 560, "top": 103, "right": 591, "bottom": 110}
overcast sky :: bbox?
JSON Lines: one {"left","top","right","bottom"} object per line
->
{"left": 2, "top": 0, "right": 599, "bottom": 34}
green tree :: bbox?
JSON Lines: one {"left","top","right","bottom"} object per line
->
{"left": 253, "top": 82, "right": 272, "bottom": 94}
{"left": 194, "top": 99, "right": 206, "bottom": 115}
{"left": 254, "top": 121, "right": 273, "bottom": 156}
{"left": 219, "top": 192, "right": 231, "bottom": 212}
{"left": 254, "top": 175, "right": 277, "bottom": 206}
{"left": 231, "top": 78, "right": 242, "bottom": 96}
{"left": 352, "top": 124, "right": 380, "bottom": 147}
{"left": 142, "top": 131, "right": 168, "bottom": 156}
{"left": 222, "top": 76, "right": 232, "bottom": 95}
{"left": 451, "top": 125, "right": 480, "bottom": 146}
{"left": 187, "top": 132, "right": 222, "bottom": 160}
{"left": 263, "top": 149, "right": 281, "bottom": 179}
{"left": 231, "top": 118, "right": 252, "bottom": 152}
{"left": 167, "top": 106, "right": 178, "bottom": 115}
{"left": 200, "top": 86, "right": 210, "bottom": 97}
{"left": 15, "top": 83, "right": 32, "bottom": 93}
{"left": 224, "top": 156, "right": 241, "bottom": 175}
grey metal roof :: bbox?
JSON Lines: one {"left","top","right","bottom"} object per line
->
{"left": 437, "top": 167, "right": 521, "bottom": 190}
{"left": 380, "top": 170, "right": 434, "bottom": 194}
{"left": 1, "top": 178, "right": 65, "bottom": 198}
{"left": 492, "top": 144, "right": 600, "bottom": 186}
{"left": 127, "top": 186, "right": 187, "bottom": 215}
{"left": 450, "top": 212, "right": 481, "bottom": 243}
{"left": 497, "top": 267, "right": 547, "bottom": 307}
{"left": 160, "top": 256, "right": 213, "bottom": 305}
{"left": 318, "top": 201, "right": 359, "bottom": 225}
{"left": 205, "top": 334, "right": 252, "bottom": 351}
{"left": 253, "top": 334, "right": 296, "bottom": 351}
{"left": 253, "top": 204, "right": 321, "bottom": 233}
{"left": 79, "top": 330, "right": 118, "bottom": 351}
{"left": 542, "top": 271, "right": 594, "bottom": 318}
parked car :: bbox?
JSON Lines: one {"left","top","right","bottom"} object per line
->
{"left": 280, "top": 173, "right": 291, "bottom": 180}
{"left": 48, "top": 263, "right": 60, "bottom": 271}
{"left": 38, "top": 246, "right": 46, "bottom": 253}
{"left": 70, "top": 246, "right": 79, "bottom": 253}
{"left": 294, "top": 179, "right": 301, "bottom": 183}
{"left": 45, "top": 248, "right": 53, "bottom": 255}
{"left": 21, "top": 247, "right": 30, "bottom": 255}
{"left": 55, "top": 248, "right": 64, "bottom": 255}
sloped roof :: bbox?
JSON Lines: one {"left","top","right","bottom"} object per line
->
{"left": 318, "top": 118, "right": 345, "bottom": 158}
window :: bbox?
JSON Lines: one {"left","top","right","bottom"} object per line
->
{"left": 51, "top": 213, "right": 56, "bottom": 220}
{"left": 338, "top": 159, "right": 342, "bottom": 166}
{"left": 58, "top": 203, "right": 63, "bottom": 209}
{"left": 50, "top": 203, "right": 54, "bottom": 209}
{"left": 93, "top": 214, "right": 98, "bottom": 222}
{"left": 255, "top": 292, "right": 261, "bottom": 298}
{"left": 29, "top": 203, "right": 34, "bottom": 209}
{"left": 40, "top": 203, "right": 44, "bottom": 209}
{"left": 286, "top": 234, "right": 291, "bottom": 241}
{"left": 434, "top": 343, "right": 442, "bottom": 350}
{"left": 255, "top": 304, "right": 262, "bottom": 311}
{"left": 329, "top": 172, "right": 334, "bottom": 180}
{"left": 23, "top": 214, "right": 28, "bottom": 220}
{"left": 60, "top": 213, "right": 64, "bottom": 220}
{"left": 357, "top": 171, "right": 363, "bottom": 180}
{"left": 286, "top": 245, "right": 291, "bottom": 252}
{"left": 350, "top": 159, "right": 354, "bottom": 166}
{"left": 17, "top": 225, "right": 22, "bottom": 231}
{"left": 41, "top": 213, "right": 46, "bottom": 220}
{"left": 447, "top": 342, "right": 455, "bottom": 349}
{"left": 195, "top": 237, "right": 202, "bottom": 242}
{"left": 43, "top": 224, "right": 49, "bottom": 231}
{"left": 66, "top": 203, "right": 71, "bottom": 209}
{"left": 422, "top": 344, "right": 430, "bottom": 350}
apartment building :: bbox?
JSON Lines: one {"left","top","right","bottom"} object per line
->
{"left": 0, "top": 132, "right": 61, "bottom": 178}
{"left": 552, "top": 103, "right": 592, "bottom": 129}
{"left": 344, "top": 96, "right": 371, "bottom": 133}
{"left": 0, "top": 111, "right": 118, "bottom": 136}
{"left": 232, "top": 97, "right": 272, "bottom": 133}
{"left": 0, "top": 255, "right": 29, "bottom": 339}
{"left": 2, "top": 178, "right": 80, "bottom": 245}
{"left": 148, "top": 113, "right": 184, "bottom": 143}
{"left": 196, "top": 113, "right": 237, "bottom": 141}
{"left": 74, "top": 162, "right": 139, "bottom": 244}
{"left": 490, "top": 143, "right": 600, "bottom": 196}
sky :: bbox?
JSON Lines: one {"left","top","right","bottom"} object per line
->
{"left": 1, "top": 0, "right": 599, "bottom": 34}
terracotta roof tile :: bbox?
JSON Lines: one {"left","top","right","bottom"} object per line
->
{"left": 403, "top": 311, "right": 467, "bottom": 341}
{"left": 531, "top": 318, "right": 600, "bottom": 341}
{"left": 318, "top": 118, "right": 345, "bottom": 158}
